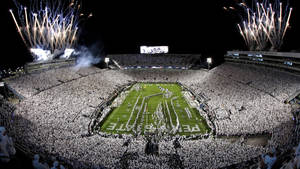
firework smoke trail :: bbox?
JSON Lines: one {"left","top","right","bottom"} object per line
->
{"left": 9, "top": 0, "right": 83, "bottom": 61}
{"left": 237, "top": 0, "right": 292, "bottom": 51}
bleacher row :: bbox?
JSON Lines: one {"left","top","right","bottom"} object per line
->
{"left": 108, "top": 54, "right": 201, "bottom": 68}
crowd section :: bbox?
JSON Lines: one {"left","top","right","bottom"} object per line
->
{"left": 109, "top": 54, "right": 200, "bottom": 68}
{"left": 0, "top": 62, "right": 299, "bottom": 168}
{"left": 209, "top": 63, "right": 300, "bottom": 103}
{"left": 181, "top": 69, "right": 293, "bottom": 136}
{"left": 5, "top": 66, "right": 104, "bottom": 98}
{"left": 121, "top": 69, "right": 201, "bottom": 82}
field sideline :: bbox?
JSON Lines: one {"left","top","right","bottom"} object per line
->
{"left": 100, "top": 83, "right": 211, "bottom": 136}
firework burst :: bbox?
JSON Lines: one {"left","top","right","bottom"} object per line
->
{"left": 237, "top": 0, "right": 292, "bottom": 51}
{"left": 9, "top": 0, "right": 83, "bottom": 61}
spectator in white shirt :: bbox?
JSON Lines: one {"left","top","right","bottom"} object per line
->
{"left": 260, "top": 149, "right": 277, "bottom": 169}
{"left": 0, "top": 126, "right": 16, "bottom": 163}
{"left": 32, "top": 154, "right": 49, "bottom": 169}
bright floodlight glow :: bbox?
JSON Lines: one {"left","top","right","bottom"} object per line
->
{"left": 10, "top": 0, "right": 83, "bottom": 61}
{"left": 207, "top": 58, "right": 212, "bottom": 64}
{"left": 140, "top": 46, "right": 169, "bottom": 54}
{"left": 104, "top": 57, "right": 110, "bottom": 63}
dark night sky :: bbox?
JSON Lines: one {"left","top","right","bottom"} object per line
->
{"left": 1, "top": 0, "right": 300, "bottom": 69}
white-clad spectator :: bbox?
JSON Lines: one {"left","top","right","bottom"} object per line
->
{"left": 50, "top": 161, "right": 59, "bottom": 169}
{"left": 281, "top": 143, "right": 300, "bottom": 169}
{"left": 60, "top": 164, "right": 65, "bottom": 169}
{"left": 32, "top": 154, "right": 49, "bottom": 169}
{"left": 0, "top": 127, "right": 9, "bottom": 163}
{"left": 292, "top": 143, "right": 300, "bottom": 169}
{"left": 296, "top": 142, "right": 300, "bottom": 157}
{"left": 281, "top": 160, "right": 296, "bottom": 169}
{"left": 284, "top": 155, "right": 300, "bottom": 169}
{"left": 260, "top": 149, "right": 277, "bottom": 169}
{"left": 0, "top": 126, "right": 16, "bottom": 163}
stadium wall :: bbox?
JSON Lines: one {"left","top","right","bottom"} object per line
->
{"left": 24, "top": 58, "right": 76, "bottom": 73}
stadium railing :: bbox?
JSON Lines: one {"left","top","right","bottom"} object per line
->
{"left": 224, "top": 51, "right": 300, "bottom": 73}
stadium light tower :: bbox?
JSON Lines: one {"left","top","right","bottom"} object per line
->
{"left": 105, "top": 57, "right": 110, "bottom": 68}
{"left": 207, "top": 57, "right": 212, "bottom": 69}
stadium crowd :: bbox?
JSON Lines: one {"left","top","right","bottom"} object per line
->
{"left": 109, "top": 54, "right": 200, "bottom": 68}
{"left": 181, "top": 67, "right": 293, "bottom": 136}
{"left": 0, "top": 62, "right": 299, "bottom": 168}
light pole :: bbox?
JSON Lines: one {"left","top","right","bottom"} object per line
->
{"left": 207, "top": 57, "right": 212, "bottom": 70}
{"left": 104, "top": 57, "right": 110, "bottom": 69}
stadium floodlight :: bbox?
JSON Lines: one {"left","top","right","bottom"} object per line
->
{"left": 104, "top": 57, "right": 110, "bottom": 63}
{"left": 207, "top": 58, "right": 212, "bottom": 64}
{"left": 104, "top": 57, "right": 110, "bottom": 68}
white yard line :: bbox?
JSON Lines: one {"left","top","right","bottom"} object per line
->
{"left": 170, "top": 97, "right": 180, "bottom": 133}
{"left": 128, "top": 93, "right": 162, "bottom": 131}
{"left": 131, "top": 97, "right": 146, "bottom": 129}
{"left": 165, "top": 100, "right": 174, "bottom": 128}
{"left": 126, "top": 94, "right": 140, "bottom": 128}
{"left": 185, "top": 107, "right": 192, "bottom": 119}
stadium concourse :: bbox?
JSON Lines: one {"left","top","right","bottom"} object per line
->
{"left": 2, "top": 62, "right": 300, "bottom": 168}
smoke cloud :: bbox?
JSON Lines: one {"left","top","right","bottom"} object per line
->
{"left": 73, "top": 44, "right": 102, "bottom": 70}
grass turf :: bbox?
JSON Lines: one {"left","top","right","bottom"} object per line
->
{"left": 100, "top": 83, "right": 211, "bottom": 136}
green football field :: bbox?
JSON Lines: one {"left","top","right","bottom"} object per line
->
{"left": 100, "top": 83, "right": 211, "bottom": 136}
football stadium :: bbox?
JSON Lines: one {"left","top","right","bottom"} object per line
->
{"left": 1, "top": 0, "right": 300, "bottom": 169}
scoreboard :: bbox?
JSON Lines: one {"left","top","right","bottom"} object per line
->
{"left": 140, "top": 46, "right": 169, "bottom": 54}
